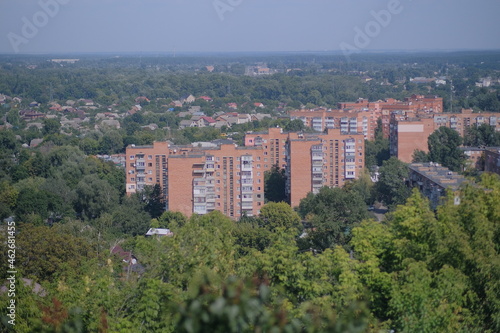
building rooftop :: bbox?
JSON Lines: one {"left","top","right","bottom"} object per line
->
{"left": 145, "top": 228, "right": 173, "bottom": 236}
{"left": 408, "top": 163, "right": 468, "bottom": 191}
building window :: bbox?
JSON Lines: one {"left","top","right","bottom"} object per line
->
{"left": 148, "top": 178, "right": 153, "bottom": 182}
{"left": 148, "top": 163, "right": 153, "bottom": 167}
{"left": 130, "top": 155, "right": 135, "bottom": 160}
{"left": 148, "top": 155, "right": 153, "bottom": 159}
{"left": 131, "top": 178, "right": 135, "bottom": 181}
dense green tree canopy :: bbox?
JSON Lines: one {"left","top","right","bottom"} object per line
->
{"left": 298, "top": 186, "right": 370, "bottom": 250}
{"left": 464, "top": 123, "right": 500, "bottom": 147}
{"left": 264, "top": 165, "right": 287, "bottom": 203}
{"left": 375, "top": 157, "right": 412, "bottom": 207}
{"left": 259, "top": 201, "right": 302, "bottom": 232}
{"left": 428, "top": 126, "right": 465, "bottom": 172}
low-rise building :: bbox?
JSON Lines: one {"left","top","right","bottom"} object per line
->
{"left": 407, "top": 163, "right": 467, "bottom": 209}
{"left": 484, "top": 148, "right": 500, "bottom": 175}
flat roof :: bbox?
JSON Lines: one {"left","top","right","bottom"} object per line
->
{"left": 408, "top": 163, "right": 468, "bottom": 191}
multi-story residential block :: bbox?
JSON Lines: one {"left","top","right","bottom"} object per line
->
{"left": 288, "top": 95, "right": 443, "bottom": 141}
{"left": 127, "top": 127, "right": 366, "bottom": 219}
{"left": 390, "top": 109, "right": 500, "bottom": 163}
{"left": 244, "top": 127, "right": 291, "bottom": 169}
{"left": 288, "top": 109, "right": 377, "bottom": 140}
{"left": 126, "top": 141, "right": 265, "bottom": 218}
{"left": 407, "top": 163, "right": 467, "bottom": 209}
{"left": 389, "top": 114, "right": 435, "bottom": 163}
{"left": 460, "top": 147, "right": 487, "bottom": 170}
{"left": 126, "top": 141, "right": 170, "bottom": 200}
{"left": 285, "top": 129, "right": 365, "bottom": 207}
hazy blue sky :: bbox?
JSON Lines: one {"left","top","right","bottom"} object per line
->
{"left": 1, "top": 0, "right": 499, "bottom": 54}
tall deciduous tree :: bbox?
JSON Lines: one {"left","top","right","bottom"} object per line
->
{"left": 298, "top": 186, "right": 370, "bottom": 250}
{"left": 365, "top": 119, "right": 390, "bottom": 169}
{"left": 464, "top": 123, "right": 500, "bottom": 147}
{"left": 9, "top": 224, "right": 93, "bottom": 281}
{"left": 264, "top": 165, "right": 287, "bottom": 203}
{"left": 42, "top": 118, "right": 61, "bottom": 136}
{"left": 142, "top": 184, "right": 165, "bottom": 219}
{"left": 375, "top": 157, "right": 411, "bottom": 207}
{"left": 428, "top": 126, "right": 465, "bottom": 172}
{"left": 75, "top": 174, "right": 119, "bottom": 220}
{"left": 259, "top": 201, "right": 302, "bottom": 232}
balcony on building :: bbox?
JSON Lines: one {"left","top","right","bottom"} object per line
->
{"left": 240, "top": 171, "right": 253, "bottom": 180}
{"left": 241, "top": 194, "right": 253, "bottom": 202}
{"left": 241, "top": 186, "right": 253, "bottom": 194}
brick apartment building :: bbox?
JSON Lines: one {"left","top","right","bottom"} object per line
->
{"left": 390, "top": 108, "right": 500, "bottom": 163}
{"left": 287, "top": 95, "right": 443, "bottom": 140}
{"left": 285, "top": 129, "right": 365, "bottom": 207}
{"left": 244, "top": 127, "right": 290, "bottom": 169}
{"left": 126, "top": 127, "right": 366, "bottom": 218}
{"left": 245, "top": 128, "right": 365, "bottom": 207}
{"left": 288, "top": 108, "right": 377, "bottom": 140}
{"left": 126, "top": 141, "right": 265, "bottom": 218}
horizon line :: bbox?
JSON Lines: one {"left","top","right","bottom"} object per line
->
{"left": 2, "top": 48, "right": 500, "bottom": 57}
